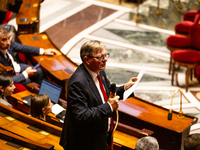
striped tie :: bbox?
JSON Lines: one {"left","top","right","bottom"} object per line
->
{"left": 6, "top": 52, "right": 13, "bottom": 68}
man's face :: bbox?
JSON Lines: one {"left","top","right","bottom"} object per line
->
{"left": 87, "top": 48, "right": 108, "bottom": 73}
{"left": 0, "top": 33, "right": 11, "bottom": 50}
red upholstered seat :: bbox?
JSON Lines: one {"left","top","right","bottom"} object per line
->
{"left": 183, "top": 10, "right": 199, "bottom": 21}
{"left": 13, "top": 83, "right": 27, "bottom": 94}
{"left": 172, "top": 50, "right": 200, "bottom": 63}
{"left": 166, "top": 34, "right": 191, "bottom": 48}
{"left": 175, "top": 14, "right": 200, "bottom": 35}
{"left": 171, "top": 50, "right": 200, "bottom": 92}
{"left": 195, "top": 65, "right": 200, "bottom": 82}
{"left": 175, "top": 21, "right": 194, "bottom": 34}
{"left": 167, "top": 23, "right": 200, "bottom": 74}
{"left": 2, "top": 10, "right": 13, "bottom": 24}
{"left": 18, "top": 53, "right": 27, "bottom": 63}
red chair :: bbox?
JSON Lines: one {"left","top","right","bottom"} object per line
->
{"left": 13, "top": 83, "right": 27, "bottom": 94}
{"left": 1, "top": 10, "right": 13, "bottom": 24}
{"left": 175, "top": 14, "right": 200, "bottom": 35}
{"left": 166, "top": 23, "right": 200, "bottom": 74}
{"left": 183, "top": 9, "right": 200, "bottom": 22}
{"left": 171, "top": 50, "right": 200, "bottom": 92}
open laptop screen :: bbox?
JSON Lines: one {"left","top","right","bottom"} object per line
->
{"left": 39, "top": 79, "right": 62, "bottom": 104}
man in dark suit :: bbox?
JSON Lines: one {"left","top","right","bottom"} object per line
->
{"left": 60, "top": 40, "right": 137, "bottom": 150}
{"left": 0, "top": 25, "right": 59, "bottom": 86}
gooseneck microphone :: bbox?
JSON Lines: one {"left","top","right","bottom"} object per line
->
{"left": 168, "top": 105, "right": 172, "bottom": 120}
{"left": 168, "top": 88, "right": 185, "bottom": 120}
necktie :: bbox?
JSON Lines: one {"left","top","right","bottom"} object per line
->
{"left": 6, "top": 52, "right": 13, "bottom": 68}
{"left": 97, "top": 75, "right": 113, "bottom": 150}
{"left": 97, "top": 75, "right": 108, "bottom": 102}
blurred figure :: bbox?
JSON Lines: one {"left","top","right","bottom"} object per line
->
{"left": 0, "top": 73, "right": 15, "bottom": 108}
{"left": 31, "top": 94, "right": 53, "bottom": 121}
{"left": 184, "top": 133, "right": 200, "bottom": 150}
{"left": 135, "top": 136, "right": 159, "bottom": 150}
{"left": 0, "top": 25, "right": 59, "bottom": 86}
{"left": 0, "top": 0, "right": 22, "bottom": 24}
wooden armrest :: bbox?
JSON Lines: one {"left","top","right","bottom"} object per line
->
{"left": 58, "top": 98, "right": 67, "bottom": 109}
{"left": 26, "top": 82, "right": 40, "bottom": 93}
{"left": 115, "top": 122, "right": 153, "bottom": 138}
{"left": 0, "top": 63, "right": 14, "bottom": 76}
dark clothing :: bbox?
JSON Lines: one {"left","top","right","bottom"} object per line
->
{"left": 0, "top": 41, "right": 43, "bottom": 85}
{"left": 0, "top": 11, "right": 6, "bottom": 24}
{"left": 60, "top": 63, "right": 131, "bottom": 150}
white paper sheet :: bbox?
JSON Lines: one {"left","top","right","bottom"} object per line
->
{"left": 123, "top": 67, "right": 146, "bottom": 101}
{"left": 52, "top": 104, "right": 65, "bottom": 115}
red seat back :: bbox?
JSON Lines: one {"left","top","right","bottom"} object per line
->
{"left": 189, "top": 23, "right": 200, "bottom": 50}
{"left": 2, "top": 10, "right": 13, "bottom": 24}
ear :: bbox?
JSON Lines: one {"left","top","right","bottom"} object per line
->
{"left": 83, "top": 56, "right": 90, "bottom": 65}
{"left": 0, "top": 86, "right": 4, "bottom": 93}
{"left": 42, "top": 108, "right": 46, "bottom": 114}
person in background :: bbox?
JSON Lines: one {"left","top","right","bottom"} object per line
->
{"left": 60, "top": 40, "right": 137, "bottom": 150}
{"left": 0, "top": 25, "right": 59, "bottom": 86}
{"left": 135, "top": 136, "right": 159, "bottom": 150}
{"left": 30, "top": 94, "right": 53, "bottom": 121}
{"left": 0, "top": 73, "right": 15, "bottom": 108}
{"left": 0, "top": 0, "right": 22, "bottom": 24}
{"left": 184, "top": 133, "right": 200, "bottom": 150}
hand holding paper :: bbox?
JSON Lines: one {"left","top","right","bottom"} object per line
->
{"left": 123, "top": 67, "right": 145, "bottom": 101}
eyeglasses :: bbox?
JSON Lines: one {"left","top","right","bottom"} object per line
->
{"left": 87, "top": 53, "right": 110, "bottom": 61}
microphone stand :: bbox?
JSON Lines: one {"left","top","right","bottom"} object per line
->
{"left": 168, "top": 88, "right": 185, "bottom": 120}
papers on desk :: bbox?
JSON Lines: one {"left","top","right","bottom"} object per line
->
{"left": 52, "top": 104, "right": 65, "bottom": 115}
{"left": 123, "top": 67, "right": 146, "bottom": 101}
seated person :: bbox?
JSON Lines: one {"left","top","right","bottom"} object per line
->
{"left": 135, "top": 136, "right": 159, "bottom": 150}
{"left": 184, "top": 133, "right": 200, "bottom": 150}
{"left": 0, "top": 25, "right": 59, "bottom": 86}
{"left": 0, "top": 24, "right": 18, "bottom": 42}
{"left": 31, "top": 94, "right": 53, "bottom": 121}
{"left": 0, "top": 0, "right": 22, "bottom": 24}
{"left": 0, "top": 73, "right": 15, "bottom": 108}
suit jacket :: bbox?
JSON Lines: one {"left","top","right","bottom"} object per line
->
{"left": 60, "top": 63, "right": 133, "bottom": 150}
{"left": 0, "top": 41, "right": 40, "bottom": 83}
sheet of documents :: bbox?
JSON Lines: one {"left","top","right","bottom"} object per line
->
{"left": 123, "top": 67, "right": 146, "bottom": 101}
{"left": 52, "top": 104, "right": 65, "bottom": 115}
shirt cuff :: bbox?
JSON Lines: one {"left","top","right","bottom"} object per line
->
{"left": 39, "top": 48, "right": 44, "bottom": 55}
{"left": 22, "top": 70, "right": 29, "bottom": 79}
{"left": 107, "top": 102, "right": 113, "bottom": 112}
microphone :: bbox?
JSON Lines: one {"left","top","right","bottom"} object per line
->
{"left": 168, "top": 88, "right": 185, "bottom": 120}
{"left": 110, "top": 83, "right": 116, "bottom": 98}
{"left": 168, "top": 105, "right": 172, "bottom": 120}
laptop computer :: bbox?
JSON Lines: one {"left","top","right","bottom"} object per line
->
{"left": 22, "top": 79, "right": 66, "bottom": 117}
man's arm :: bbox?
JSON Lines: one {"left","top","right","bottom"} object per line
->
{"left": 68, "top": 81, "right": 112, "bottom": 123}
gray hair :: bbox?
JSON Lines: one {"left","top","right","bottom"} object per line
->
{"left": 0, "top": 25, "right": 10, "bottom": 38}
{"left": 135, "top": 136, "right": 159, "bottom": 150}
{"left": 80, "top": 40, "right": 105, "bottom": 62}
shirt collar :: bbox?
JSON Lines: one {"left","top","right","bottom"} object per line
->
{"left": 0, "top": 49, "right": 7, "bottom": 56}
{"left": 84, "top": 64, "right": 98, "bottom": 81}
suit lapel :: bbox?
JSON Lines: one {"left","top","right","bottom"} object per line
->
{"left": 81, "top": 64, "right": 103, "bottom": 104}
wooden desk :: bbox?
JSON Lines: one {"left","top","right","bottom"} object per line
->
{"left": 16, "top": 0, "right": 41, "bottom": 35}
{"left": 0, "top": 103, "right": 63, "bottom": 150}
{"left": 11, "top": 90, "right": 64, "bottom": 127}
{"left": 11, "top": 91, "right": 155, "bottom": 149}
{"left": 18, "top": 33, "right": 78, "bottom": 99}
{"left": 118, "top": 97, "right": 198, "bottom": 150}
